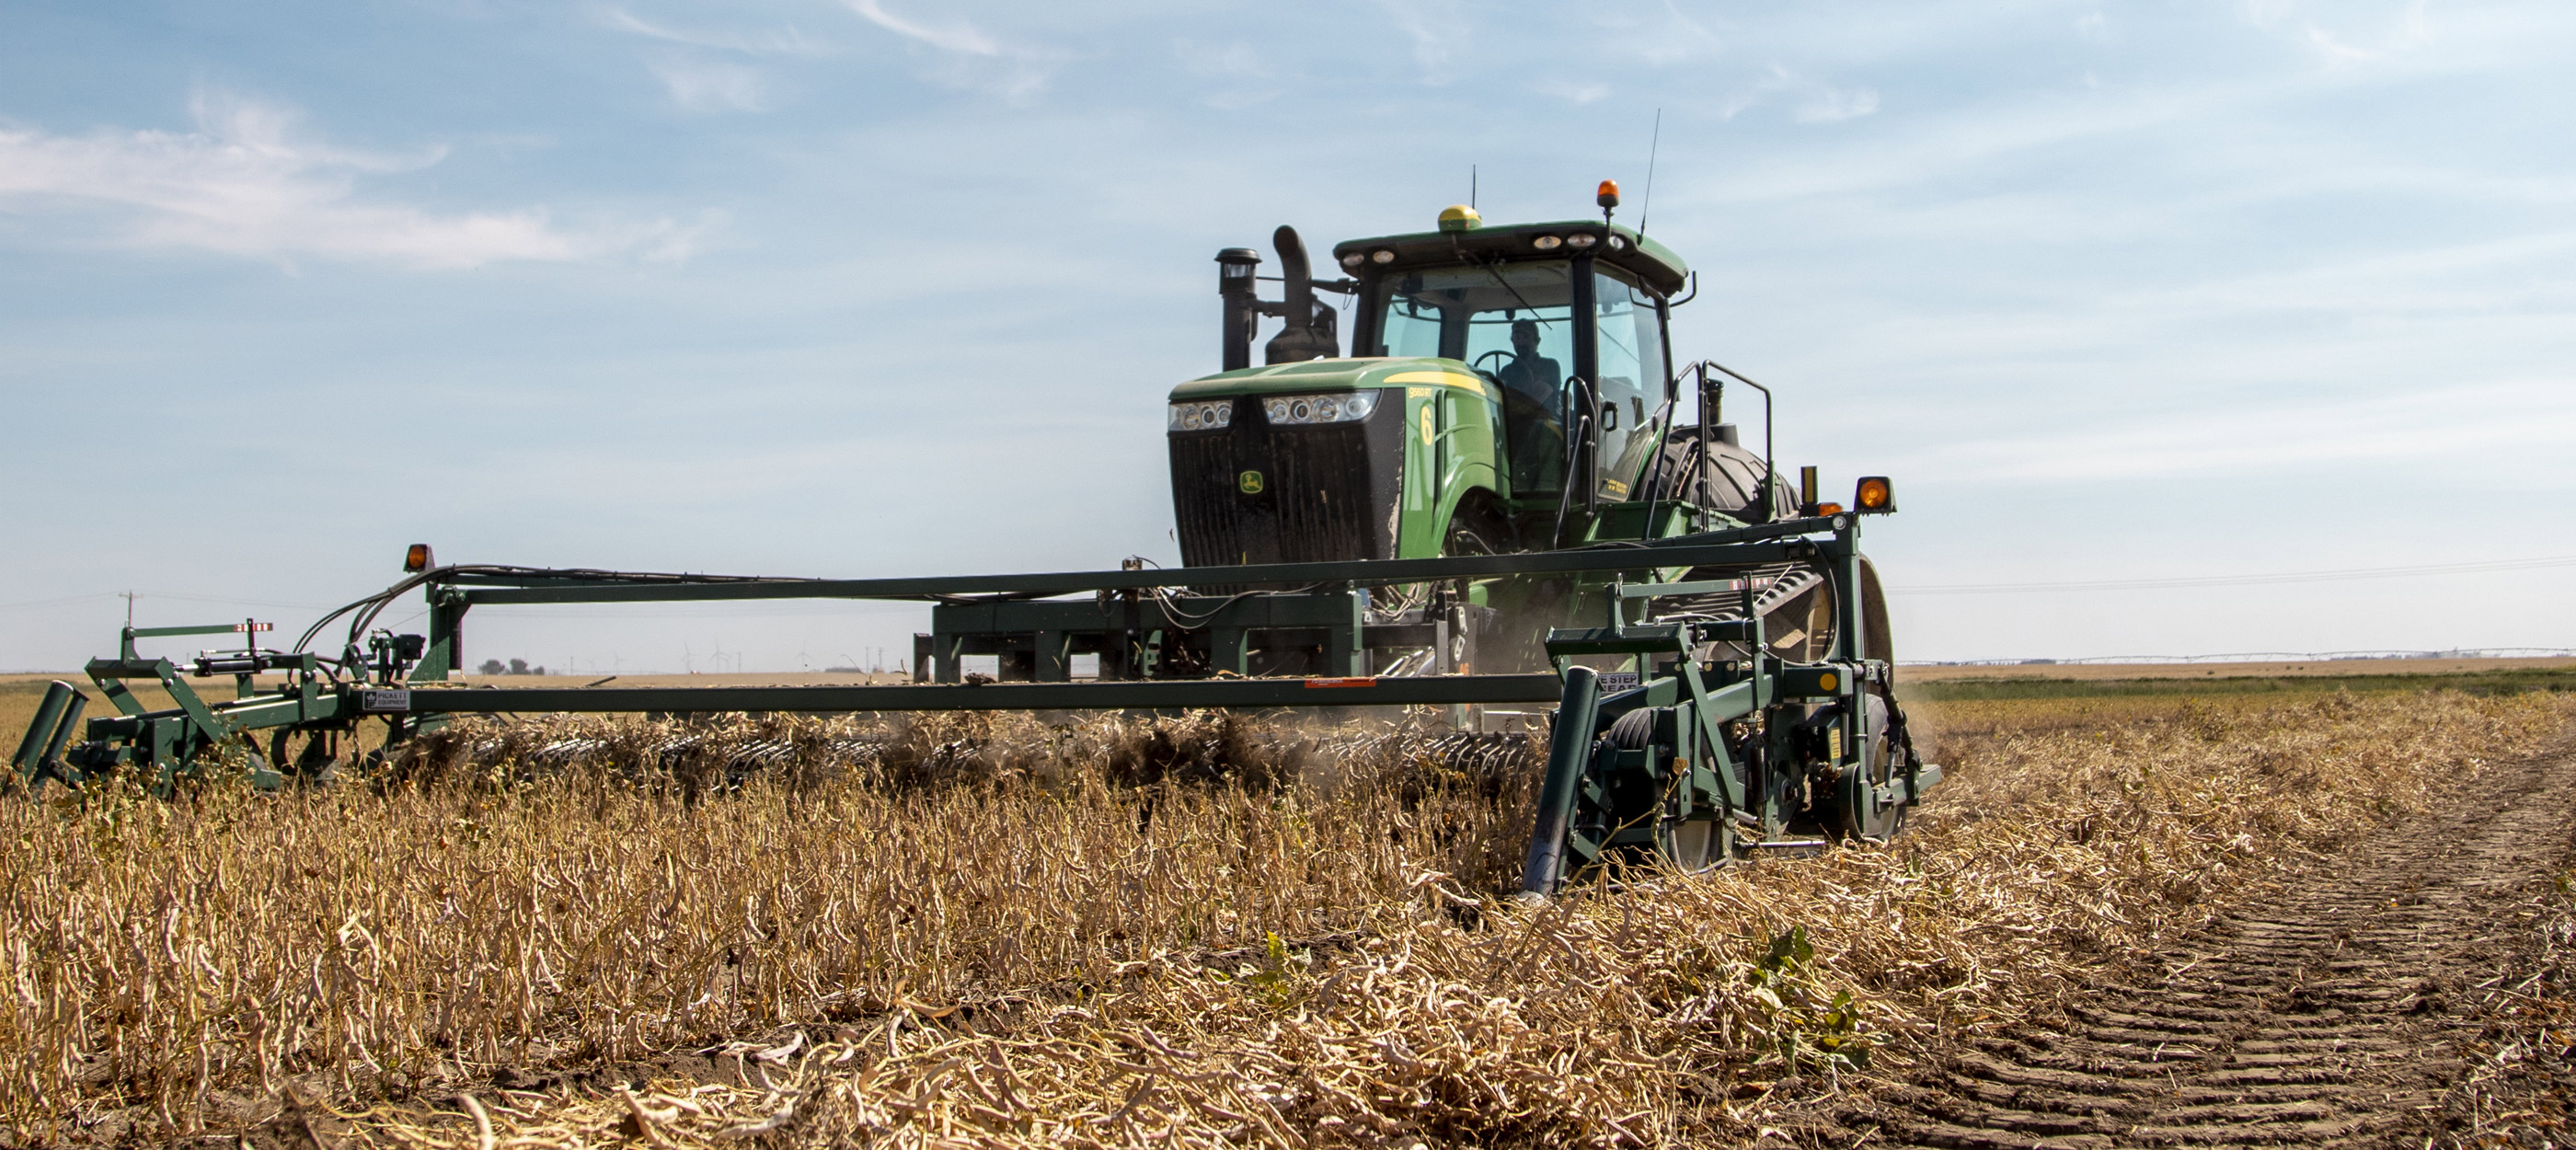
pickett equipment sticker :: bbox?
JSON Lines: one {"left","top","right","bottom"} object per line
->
{"left": 1237, "top": 470, "right": 1265, "bottom": 494}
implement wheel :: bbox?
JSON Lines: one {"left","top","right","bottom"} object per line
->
{"left": 1601, "top": 708, "right": 1730, "bottom": 875}
{"left": 1834, "top": 693, "right": 1906, "bottom": 844}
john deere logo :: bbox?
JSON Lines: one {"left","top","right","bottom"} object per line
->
{"left": 1237, "top": 469, "right": 1265, "bottom": 494}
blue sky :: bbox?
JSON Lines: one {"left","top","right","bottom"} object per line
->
{"left": 2, "top": 0, "right": 2570, "bottom": 672}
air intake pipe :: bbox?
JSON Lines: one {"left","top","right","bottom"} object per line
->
{"left": 1262, "top": 225, "right": 1338, "bottom": 364}
{"left": 1216, "top": 247, "right": 1261, "bottom": 372}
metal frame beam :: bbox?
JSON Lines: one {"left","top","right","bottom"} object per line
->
{"left": 443, "top": 520, "right": 1846, "bottom": 606}
{"left": 400, "top": 673, "right": 1566, "bottom": 714}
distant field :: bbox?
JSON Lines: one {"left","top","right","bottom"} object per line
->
{"left": 1896, "top": 657, "right": 2576, "bottom": 703}
{"left": 1902, "top": 655, "right": 2576, "bottom": 681}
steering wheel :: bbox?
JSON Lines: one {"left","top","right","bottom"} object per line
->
{"left": 1470, "top": 349, "right": 1512, "bottom": 379}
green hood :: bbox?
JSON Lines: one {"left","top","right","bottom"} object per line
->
{"left": 1167, "top": 357, "right": 1498, "bottom": 402}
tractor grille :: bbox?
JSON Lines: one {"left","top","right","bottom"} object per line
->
{"left": 1169, "top": 395, "right": 1403, "bottom": 568}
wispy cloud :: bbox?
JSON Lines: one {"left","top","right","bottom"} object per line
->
{"left": 1602, "top": 0, "right": 1725, "bottom": 67}
{"left": 845, "top": 0, "right": 1001, "bottom": 56}
{"left": 1719, "top": 65, "right": 1880, "bottom": 123}
{"left": 597, "top": 6, "right": 829, "bottom": 114}
{"left": 1900, "top": 379, "right": 2576, "bottom": 484}
{"left": 592, "top": 6, "right": 824, "bottom": 55}
{"left": 2237, "top": 0, "right": 2434, "bottom": 63}
{"left": 1535, "top": 78, "right": 1611, "bottom": 105}
{"left": 0, "top": 92, "right": 692, "bottom": 269}
{"left": 595, "top": 6, "right": 832, "bottom": 56}
{"left": 643, "top": 52, "right": 767, "bottom": 111}
{"left": 1378, "top": 0, "right": 1466, "bottom": 77}
{"left": 837, "top": 0, "right": 1064, "bottom": 98}
{"left": 1176, "top": 40, "right": 1279, "bottom": 109}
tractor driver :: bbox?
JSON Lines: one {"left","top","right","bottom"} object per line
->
{"left": 1495, "top": 318, "right": 1567, "bottom": 492}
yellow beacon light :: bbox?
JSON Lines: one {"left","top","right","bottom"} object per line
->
{"left": 1856, "top": 476, "right": 1895, "bottom": 512}
{"left": 1438, "top": 204, "right": 1481, "bottom": 233}
{"left": 403, "top": 544, "right": 434, "bottom": 573}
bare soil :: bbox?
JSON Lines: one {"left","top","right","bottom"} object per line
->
{"left": 1796, "top": 744, "right": 2576, "bottom": 1149}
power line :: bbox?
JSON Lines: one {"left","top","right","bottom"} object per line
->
{"left": 0, "top": 592, "right": 112, "bottom": 613}
{"left": 1896, "top": 555, "right": 2576, "bottom": 595}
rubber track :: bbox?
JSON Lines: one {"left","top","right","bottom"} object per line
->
{"left": 1831, "top": 748, "right": 2576, "bottom": 1149}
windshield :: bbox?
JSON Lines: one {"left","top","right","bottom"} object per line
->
{"left": 1373, "top": 261, "right": 1576, "bottom": 494}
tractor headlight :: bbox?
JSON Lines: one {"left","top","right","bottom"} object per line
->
{"left": 1532, "top": 235, "right": 1563, "bottom": 250}
{"left": 1167, "top": 400, "right": 1233, "bottom": 431}
{"left": 1340, "top": 252, "right": 1364, "bottom": 270}
{"left": 1262, "top": 391, "right": 1379, "bottom": 425}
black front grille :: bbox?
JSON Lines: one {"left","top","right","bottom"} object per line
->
{"left": 1169, "top": 396, "right": 1403, "bottom": 568}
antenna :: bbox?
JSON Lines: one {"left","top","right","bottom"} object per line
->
{"left": 1639, "top": 109, "right": 1662, "bottom": 236}
{"left": 1470, "top": 164, "right": 1478, "bottom": 210}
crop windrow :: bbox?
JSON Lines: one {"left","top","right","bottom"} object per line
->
{"left": 2, "top": 690, "right": 2566, "bottom": 1147}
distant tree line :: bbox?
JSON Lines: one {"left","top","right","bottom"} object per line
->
{"left": 477, "top": 658, "right": 548, "bottom": 676}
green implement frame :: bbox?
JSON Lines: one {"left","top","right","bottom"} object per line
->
{"left": 16, "top": 511, "right": 1939, "bottom": 886}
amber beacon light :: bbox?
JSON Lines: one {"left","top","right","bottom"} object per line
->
{"left": 1855, "top": 476, "right": 1895, "bottom": 513}
{"left": 403, "top": 544, "right": 435, "bottom": 573}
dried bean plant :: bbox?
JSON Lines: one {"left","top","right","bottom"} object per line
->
{"left": 1, "top": 691, "right": 2566, "bottom": 1147}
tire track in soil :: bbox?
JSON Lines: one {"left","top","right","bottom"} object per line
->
{"left": 1830, "top": 749, "right": 2576, "bottom": 1150}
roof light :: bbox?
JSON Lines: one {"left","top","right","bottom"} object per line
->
{"left": 1566, "top": 233, "right": 1598, "bottom": 249}
{"left": 1438, "top": 204, "right": 1482, "bottom": 233}
{"left": 1371, "top": 249, "right": 1396, "bottom": 264}
{"left": 1340, "top": 252, "right": 1364, "bottom": 270}
{"left": 1532, "top": 235, "right": 1563, "bottom": 250}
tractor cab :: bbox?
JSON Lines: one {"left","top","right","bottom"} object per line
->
{"left": 1337, "top": 208, "right": 1688, "bottom": 504}
{"left": 1170, "top": 194, "right": 1721, "bottom": 575}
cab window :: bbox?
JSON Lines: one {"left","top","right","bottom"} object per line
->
{"left": 1592, "top": 266, "right": 1666, "bottom": 431}
{"left": 1374, "top": 261, "right": 1577, "bottom": 495}
{"left": 1593, "top": 267, "right": 1669, "bottom": 500}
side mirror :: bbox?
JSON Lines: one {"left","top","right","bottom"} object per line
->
{"left": 1601, "top": 402, "right": 1618, "bottom": 431}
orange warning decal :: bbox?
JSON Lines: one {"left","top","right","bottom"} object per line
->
{"left": 1303, "top": 677, "right": 1379, "bottom": 688}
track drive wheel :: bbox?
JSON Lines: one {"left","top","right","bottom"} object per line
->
{"left": 1601, "top": 708, "right": 1731, "bottom": 875}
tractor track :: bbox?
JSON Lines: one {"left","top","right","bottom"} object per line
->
{"left": 1825, "top": 747, "right": 2576, "bottom": 1150}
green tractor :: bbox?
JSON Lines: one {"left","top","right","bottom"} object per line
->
{"left": 17, "top": 187, "right": 1935, "bottom": 877}
{"left": 1168, "top": 191, "right": 1880, "bottom": 677}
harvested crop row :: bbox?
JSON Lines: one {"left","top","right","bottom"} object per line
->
{"left": 2, "top": 690, "right": 2566, "bottom": 1147}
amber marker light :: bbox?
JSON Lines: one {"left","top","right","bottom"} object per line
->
{"left": 403, "top": 544, "right": 434, "bottom": 573}
{"left": 1819, "top": 672, "right": 1839, "bottom": 692}
{"left": 1856, "top": 476, "right": 1895, "bottom": 513}
{"left": 1816, "top": 501, "right": 1846, "bottom": 516}
{"left": 1596, "top": 179, "right": 1620, "bottom": 209}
